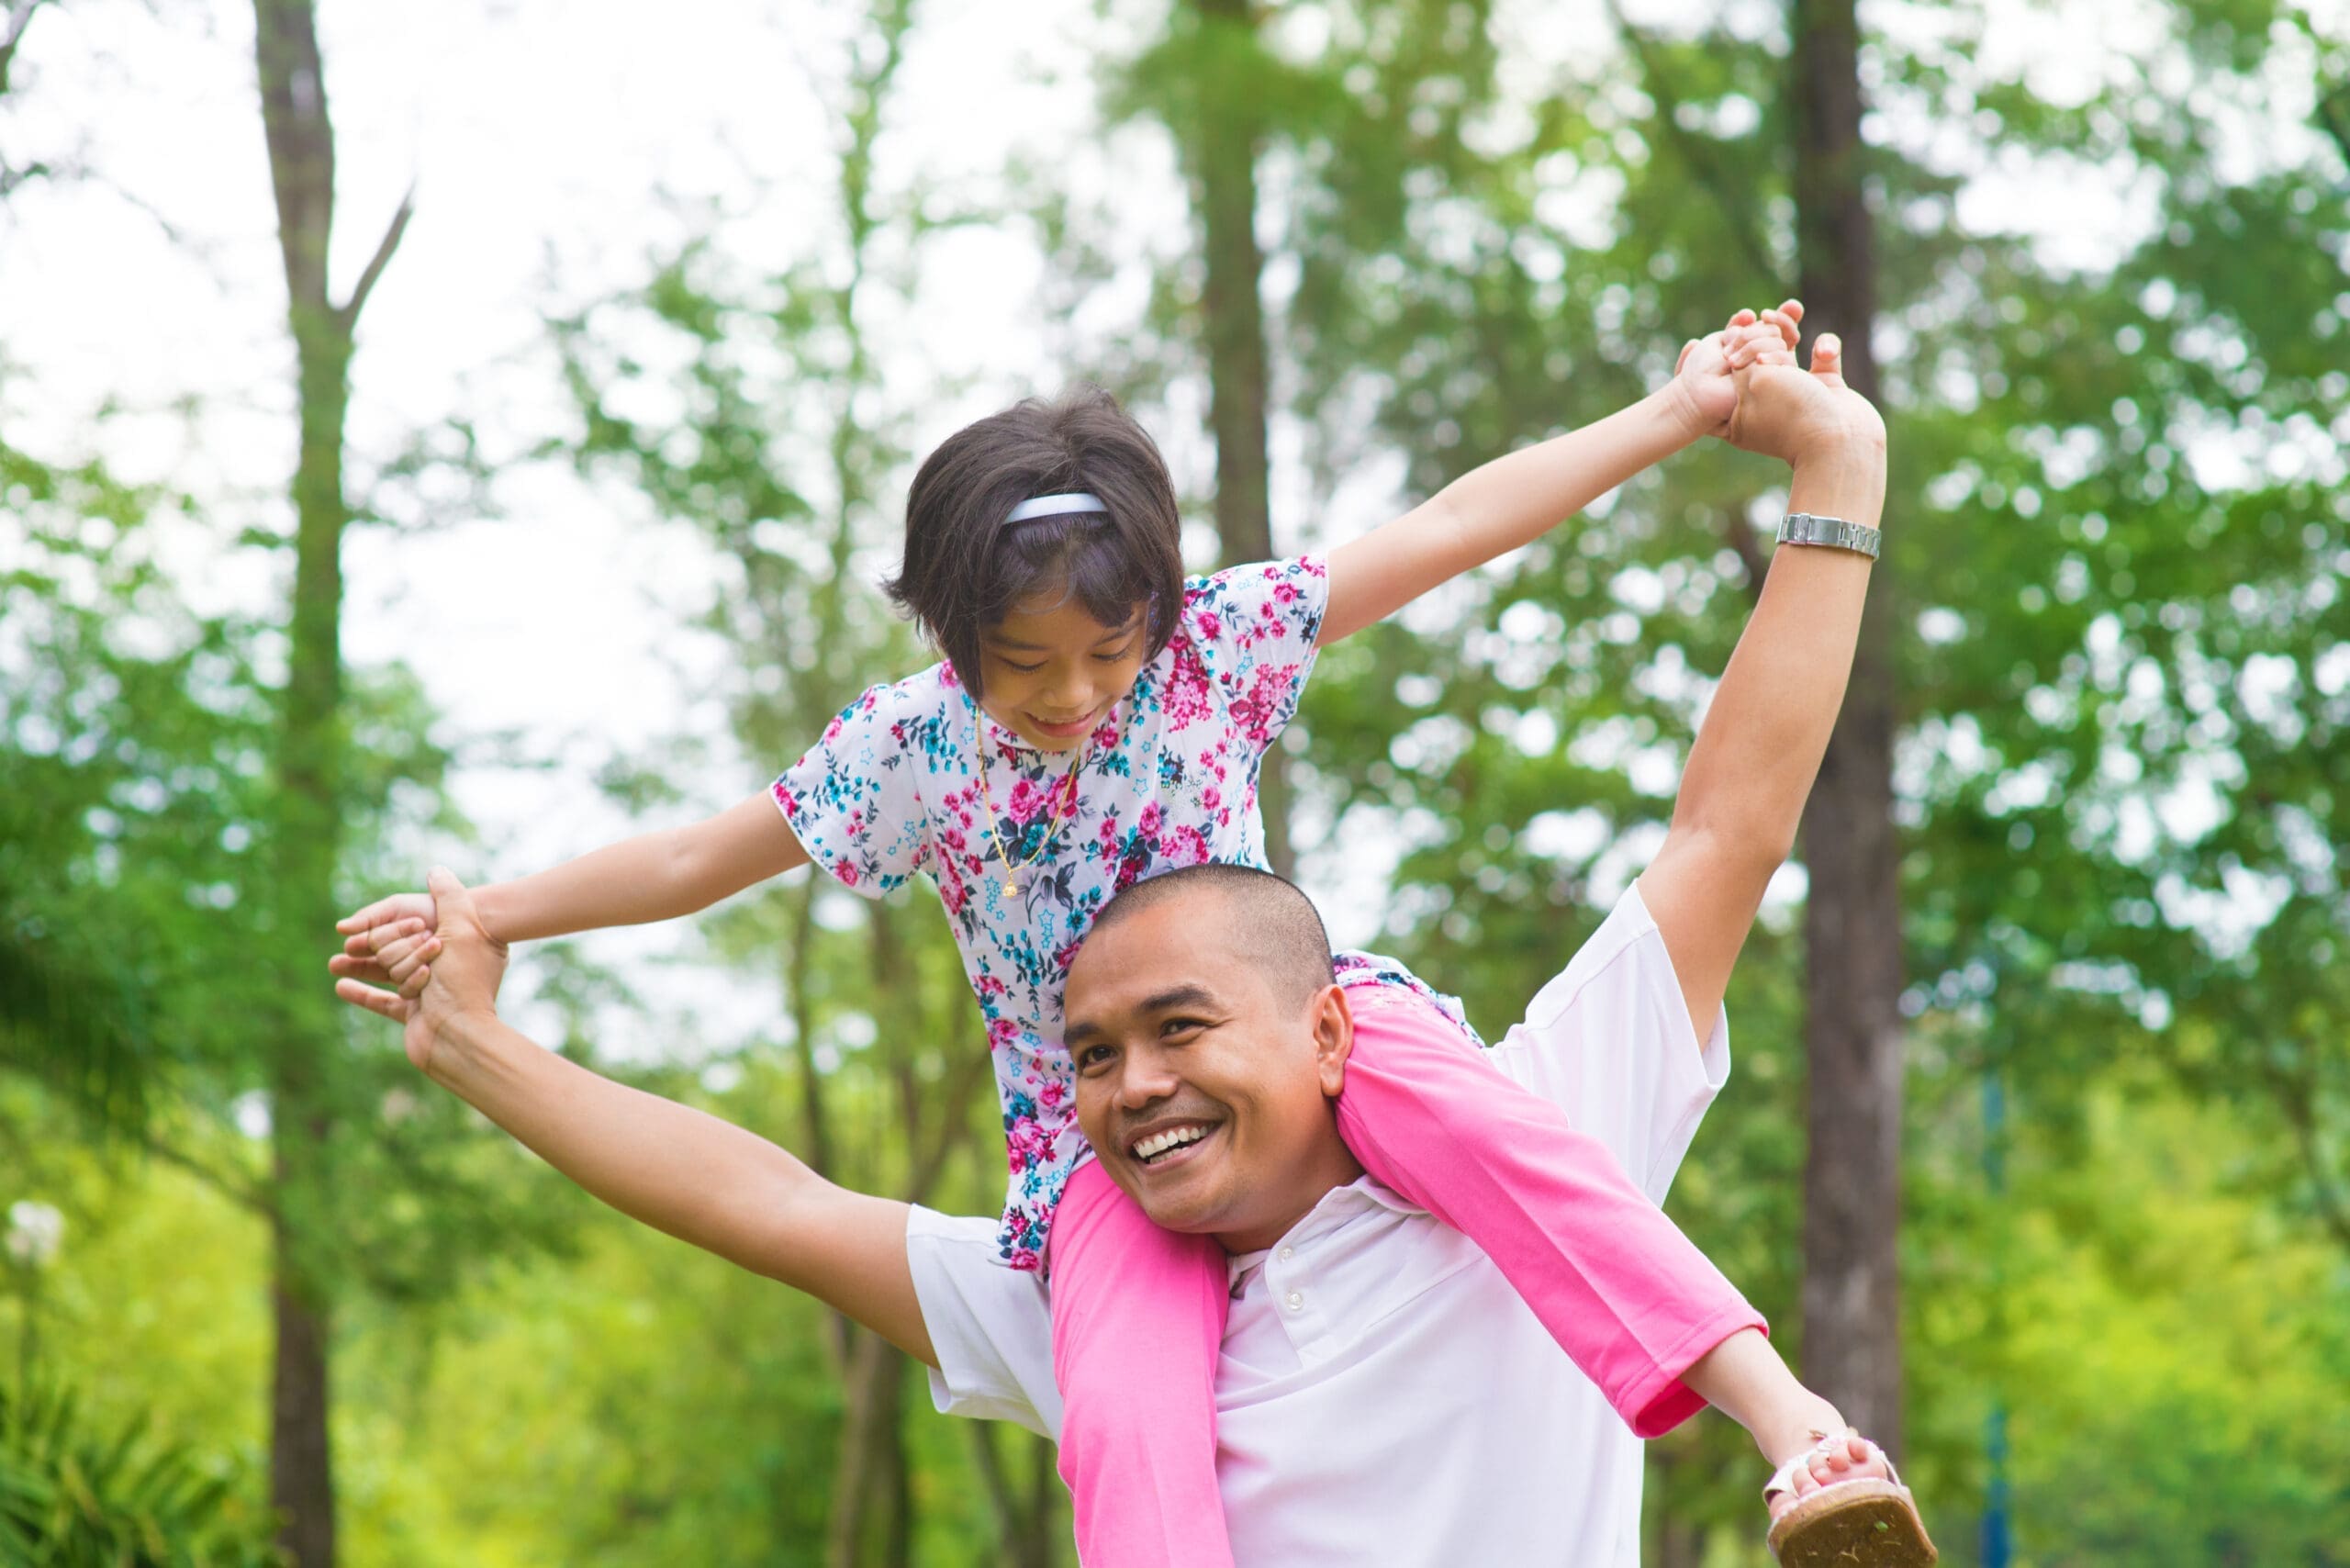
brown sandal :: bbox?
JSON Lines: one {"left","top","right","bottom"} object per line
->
{"left": 1762, "top": 1429, "right": 1938, "bottom": 1566}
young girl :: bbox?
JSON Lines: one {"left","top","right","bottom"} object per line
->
{"left": 338, "top": 305, "right": 1926, "bottom": 1566}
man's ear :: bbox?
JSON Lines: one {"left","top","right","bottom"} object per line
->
{"left": 1310, "top": 983, "right": 1353, "bottom": 1100}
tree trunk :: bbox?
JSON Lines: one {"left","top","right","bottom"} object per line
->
{"left": 1191, "top": 0, "right": 1294, "bottom": 878}
{"left": 1789, "top": 0, "right": 1905, "bottom": 1453}
{"left": 968, "top": 1424, "right": 1066, "bottom": 1568}
{"left": 252, "top": 2, "right": 409, "bottom": 1559}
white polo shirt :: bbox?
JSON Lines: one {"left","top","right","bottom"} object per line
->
{"left": 907, "top": 881, "right": 1731, "bottom": 1567}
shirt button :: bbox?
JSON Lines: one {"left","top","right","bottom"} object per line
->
{"left": 1278, "top": 1246, "right": 1293, "bottom": 1261}
{"left": 1284, "top": 1289, "right": 1304, "bottom": 1312}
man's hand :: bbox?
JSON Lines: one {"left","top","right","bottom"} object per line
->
{"left": 1719, "top": 330, "right": 1886, "bottom": 467}
{"left": 1673, "top": 300, "right": 1804, "bottom": 438}
{"left": 332, "top": 867, "right": 508, "bottom": 1076}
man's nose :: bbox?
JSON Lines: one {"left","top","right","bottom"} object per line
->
{"left": 1113, "top": 1049, "right": 1179, "bottom": 1111}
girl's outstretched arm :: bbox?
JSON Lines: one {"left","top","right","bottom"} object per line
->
{"left": 331, "top": 790, "right": 809, "bottom": 987}
{"left": 1318, "top": 303, "right": 1801, "bottom": 646}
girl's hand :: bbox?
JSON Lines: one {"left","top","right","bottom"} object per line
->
{"left": 1673, "top": 300, "right": 1804, "bottom": 438}
{"left": 329, "top": 915, "right": 439, "bottom": 993}
{"left": 331, "top": 890, "right": 437, "bottom": 988}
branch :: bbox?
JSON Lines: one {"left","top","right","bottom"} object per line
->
{"left": 135, "top": 1128, "right": 273, "bottom": 1219}
{"left": 0, "top": 0, "right": 50, "bottom": 95}
{"left": 337, "top": 181, "right": 415, "bottom": 328}
{"left": 1602, "top": 0, "right": 1785, "bottom": 290}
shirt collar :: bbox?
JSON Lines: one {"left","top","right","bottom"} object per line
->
{"left": 1224, "top": 1175, "right": 1426, "bottom": 1292}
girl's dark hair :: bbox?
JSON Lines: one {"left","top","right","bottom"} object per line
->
{"left": 884, "top": 386, "right": 1184, "bottom": 698}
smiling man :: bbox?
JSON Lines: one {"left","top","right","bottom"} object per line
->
{"left": 338, "top": 339, "right": 1930, "bottom": 1565}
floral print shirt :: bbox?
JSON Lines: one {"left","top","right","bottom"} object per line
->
{"left": 774, "top": 555, "right": 1481, "bottom": 1271}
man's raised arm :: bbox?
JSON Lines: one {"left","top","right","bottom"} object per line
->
{"left": 336, "top": 868, "right": 934, "bottom": 1366}
{"left": 1638, "top": 330, "right": 1890, "bottom": 1038}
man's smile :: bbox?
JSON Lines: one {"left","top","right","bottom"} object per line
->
{"left": 1127, "top": 1119, "right": 1223, "bottom": 1170}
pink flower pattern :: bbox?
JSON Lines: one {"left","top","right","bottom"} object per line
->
{"left": 773, "top": 556, "right": 1477, "bottom": 1270}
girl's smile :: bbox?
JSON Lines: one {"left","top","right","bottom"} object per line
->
{"left": 976, "top": 595, "right": 1147, "bottom": 752}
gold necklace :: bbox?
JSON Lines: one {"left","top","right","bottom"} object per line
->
{"left": 970, "top": 697, "right": 1089, "bottom": 899}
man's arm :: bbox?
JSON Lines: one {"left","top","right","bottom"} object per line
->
{"left": 1318, "top": 305, "right": 1802, "bottom": 647}
{"left": 338, "top": 868, "right": 933, "bottom": 1366}
{"left": 1638, "top": 332, "right": 1889, "bottom": 1038}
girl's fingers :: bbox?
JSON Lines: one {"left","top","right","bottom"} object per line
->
{"left": 397, "top": 939, "right": 442, "bottom": 998}
{"left": 376, "top": 934, "right": 431, "bottom": 976}
{"left": 337, "top": 898, "right": 408, "bottom": 935}
{"left": 341, "top": 920, "right": 420, "bottom": 960}
{"left": 400, "top": 962, "right": 432, "bottom": 1000}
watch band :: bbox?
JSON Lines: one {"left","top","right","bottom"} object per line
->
{"left": 1774, "top": 511, "right": 1881, "bottom": 561}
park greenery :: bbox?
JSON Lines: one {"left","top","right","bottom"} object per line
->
{"left": 6, "top": 0, "right": 2350, "bottom": 1563}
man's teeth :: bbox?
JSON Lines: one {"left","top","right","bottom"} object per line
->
{"left": 1132, "top": 1126, "right": 1211, "bottom": 1163}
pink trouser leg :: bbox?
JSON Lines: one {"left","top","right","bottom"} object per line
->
{"left": 1047, "top": 1159, "right": 1236, "bottom": 1568}
{"left": 1336, "top": 995, "right": 1765, "bottom": 1437}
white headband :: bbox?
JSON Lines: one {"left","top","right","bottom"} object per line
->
{"left": 1005, "top": 491, "right": 1108, "bottom": 523}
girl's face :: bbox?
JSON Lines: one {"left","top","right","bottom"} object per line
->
{"left": 973, "top": 594, "right": 1148, "bottom": 752}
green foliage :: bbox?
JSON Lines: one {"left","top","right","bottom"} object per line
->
{"left": 0, "top": 1381, "right": 282, "bottom": 1568}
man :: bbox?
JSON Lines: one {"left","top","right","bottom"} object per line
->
{"left": 339, "top": 331, "right": 1929, "bottom": 1563}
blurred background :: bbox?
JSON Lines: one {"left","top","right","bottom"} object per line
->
{"left": 4, "top": 0, "right": 2348, "bottom": 1562}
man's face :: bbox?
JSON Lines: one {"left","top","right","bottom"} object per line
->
{"left": 1066, "top": 890, "right": 1359, "bottom": 1252}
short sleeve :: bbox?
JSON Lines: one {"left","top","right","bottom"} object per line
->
{"left": 1183, "top": 554, "right": 1328, "bottom": 750}
{"left": 772, "top": 679, "right": 934, "bottom": 899}
{"left": 1481, "top": 882, "right": 1731, "bottom": 1204}
{"left": 905, "top": 1207, "right": 1062, "bottom": 1438}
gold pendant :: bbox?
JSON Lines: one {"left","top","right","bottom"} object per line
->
{"left": 1002, "top": 877, "right": 1019, "bottom": 898}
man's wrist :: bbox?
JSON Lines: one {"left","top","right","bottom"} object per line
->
{"left": 1784, "top": 413, "right": 1887, "bottom": 473}
{"left": 422, "top": 1000, "right": 509, "bottom": 1093}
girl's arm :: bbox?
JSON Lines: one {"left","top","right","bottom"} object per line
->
{"left": 332, "top": 791, "right": 809, "bottom": 984}
{"left": 473, "top": 790, "right": 810, "bottom": 940}
{"left": 1318, "top": 304, "right": 1800, "bottom": 647}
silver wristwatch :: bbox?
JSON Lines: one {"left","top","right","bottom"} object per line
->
{"left": 1774, "top": 511, "right": 1881, "bottom": 561}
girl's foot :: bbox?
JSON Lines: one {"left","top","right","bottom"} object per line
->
{"left": 1763, "top": 1429, "right": 1938, "bottom": 1566}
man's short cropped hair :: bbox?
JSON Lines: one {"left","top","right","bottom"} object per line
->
{"left": 1086, "top": 864, "right": 1337, "bottom": 1010}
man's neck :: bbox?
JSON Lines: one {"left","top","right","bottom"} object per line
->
{"left": 1214, "top": 1147, "right": 1366, "bottom": 1255}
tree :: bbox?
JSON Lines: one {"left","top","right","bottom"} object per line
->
{"left": 247, "top": 1, "right": 415, "bottom": 1557}
{"left": 1108, "top": 0, "right": 1307, "bottom": 875}
{"left": 1785, "top": 0, "right": 1904, "bottom": 1451}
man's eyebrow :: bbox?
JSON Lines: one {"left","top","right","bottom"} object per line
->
{"left": 1064, "top": 982, "right": 1221, "bottom": 1049}
{"left": 1139, "top": 983, "right": 1220, "bottom": 1014}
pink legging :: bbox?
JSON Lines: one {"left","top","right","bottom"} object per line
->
{"left": 1046, "top": 991, "right": 1764, "bottom": 1567}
